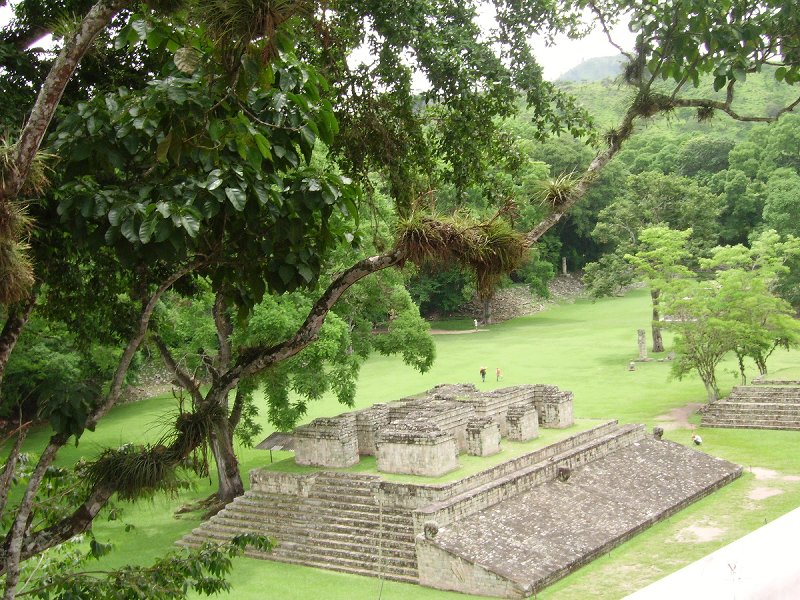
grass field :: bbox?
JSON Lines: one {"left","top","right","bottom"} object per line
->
{"left": 19, "top": 287, "right": 800, "bottom": 599}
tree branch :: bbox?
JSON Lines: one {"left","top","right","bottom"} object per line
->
{"left": 3, "top": 435, "right": 64, "bottom": 599}
{"left": 0, "top": 423, "right": 31, "bottom": 521}
{"left": 0, "top": 0, "right": 131, "bottom": 202}
{"left": 586, "top": 2, "right": 634, "bottom": 61}
{"left": 213, "top": 292, "right": 232, "bottom": 372}
{"left": 0, "top": 294, "right": 36, "bottom": 386}
{"left": 671, "top": 94, "right": 800, "bottom": 123}
{"left": 151, "top": 334, "right": 204, "bottom": 406}
{"left": 228, "top": 389, "right": 244, "bottom": 430}
{"left": 212, "top": 249, "right": 405, "bottom": 397}
{"left": 86, "top": 259, "right": 203, "bottom": 429}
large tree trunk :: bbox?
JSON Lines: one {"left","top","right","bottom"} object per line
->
{"left": 651, "top": 289, "right": 664, "bottom": 353}
{"left": 482, "top": 297, "right": 492, "bottom": 325}
{"left": 209, "top": 412, "right": 244, "bottom": 504}
{"left": 0, "top": 0, "right": 131, "bottom": 202}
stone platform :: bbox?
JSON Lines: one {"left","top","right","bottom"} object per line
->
{"left": 701, "top": 385, "right": 800, "bottom": 431}
{"left": 178, "top": 420, "right": 741, "bottom": 598}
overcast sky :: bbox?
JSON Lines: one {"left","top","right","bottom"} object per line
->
{"left": 0, "top": 2, "right": 634, "bottom": 81}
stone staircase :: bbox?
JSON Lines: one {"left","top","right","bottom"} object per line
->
{"left": 178, "top": 472, "right": 418, "bottom": 582}
{"left": 177, "top": 420, "right": 742, "bottom": 598}
{"left": 701, "top": 386, "right": 800, "bottom": 431}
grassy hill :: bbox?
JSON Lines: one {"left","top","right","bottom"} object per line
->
{"left": 21, "top": 288, "right": 800, "bottom": 600}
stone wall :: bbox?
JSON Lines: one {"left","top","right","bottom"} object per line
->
{"left": 506, "top": 403, "right": 539, "bottom": 441}
{"left": 466, "top": 417, "right": 501, "bottom": 456}
{"left": 531, "top": 384, "right": 574, "bottom": 428}
{"left": 293, "top": 414, "right": 359, "bottom": 467}
{"left": 354, "top": 403, "right": 389, "bottom": 455}
{"left": 291, "top": 382, "right": 574, "bottom": 475}
{"left": 416, "top": 535, "right": 530, "bottom": 599}
{"left": 376, "top": 420, "right": 459, "bottom": 477}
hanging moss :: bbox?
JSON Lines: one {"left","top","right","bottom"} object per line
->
{"left": 532, "top": 172, "right": 582, "bottom": 208}
{"left": 0, "top": 240, "right": 35, "bottom": 305}
{"left": 697, "top": 105, "right": 715, "bottom": 122}
{"left": 395, "top": 212, "right": 528, "bottom": 299}
{"left": 81, "top": 443, "right": 189, "bottom": 501}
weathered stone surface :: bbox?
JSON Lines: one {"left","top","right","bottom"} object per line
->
{"left": 293, "top": 414, "right": 359, "bottom": 467}
{"left": 466, "top": 417, "right": 501, "bottom": 457}
{"left": 421, "top": 438, "right": 741, "bottom": 598}
{"left": 180, "top": 420, "right": 741, "bottom": 599}
{"left": 701, "top": 385, "right": 800, "bottom": 431}
{"left": 377, "top": 420, "right": 460, "bottom": 476}
{"left": 507, "top": 403, "right": 539, "bottom": 441}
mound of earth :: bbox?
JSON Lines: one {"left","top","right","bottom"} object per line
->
{"left": 461, "top": 275, "right": 585, "bottom": 323}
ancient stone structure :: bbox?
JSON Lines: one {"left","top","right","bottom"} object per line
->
{"left": 293, "top": 414, "right": 359, "bottom": 467}
{"left": 466, "top": 417, "right": 501, "bottom": 457}
{"left": 291, "top": 384, "right": 574, "bottom": 476}
{"left": 376, "top": 419, "right": 459, "bottom": 477}
{"left": 180, "top": 418, "right": 742, "bottom": 599}
{"left": 638, "top": 328, "right": 647, "bottom": 360}
{"left": 506, "top": 403, "right": 539, "bottom": 441}
{"left": 701, "top": 385, "right": 800, "bottom": 431}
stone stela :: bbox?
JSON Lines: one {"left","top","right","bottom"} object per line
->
{"left": 292, "top": 384, "right": 574, "bottom": 476}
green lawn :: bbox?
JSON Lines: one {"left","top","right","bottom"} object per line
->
{"left": 21, "top": 287, "right": 800, "bottom": 599}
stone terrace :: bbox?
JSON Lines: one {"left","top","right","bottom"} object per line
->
{"left": 420, "top": 437, "right": 741, "bottom": 597}
{"left": 701, "top": 385, "right": 800, "bottom": 431}
{"left": 178, "top": 419, "right": 741, "bottom": 598}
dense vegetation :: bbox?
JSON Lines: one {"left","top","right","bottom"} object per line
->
{"left": 1, "top": 0, "right": 799, "bottom": 598}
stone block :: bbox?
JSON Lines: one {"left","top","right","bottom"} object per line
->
{"left": 293, "top": 414, "right": 359, "bottom": 468}
{"left": 466, "top": 417, "right": 501, "bottom": 457}
{"left": 376, "top": 420, "right": 459, "bottom": 476}
{"left": 355, "top": 403, "right": 389, "bottom": 455}
{"left": 506, "top": 403, "right": 539, "bottom": 441}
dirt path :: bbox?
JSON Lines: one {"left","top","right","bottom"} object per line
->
{"left": 653, "top": 402, "right": 704, "bottom": 430}
{"left": 428, "top": 329, "right": 488, "bottom": 335}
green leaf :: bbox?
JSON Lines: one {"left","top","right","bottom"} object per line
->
{"left": 208, "top": 119, "right": 225, "bottom": 142}
{"left": 297, "top": 264, "right": 314, "bottom": 283}
{"left": 156, "top": 131, "right": 172, "bottom": 163}
{"left": 180, "top": 214, "right": 200, "bottom": 237}
{"left": 225, "top": 187, "right": 247, "bottom": 211}
{"left": 139, "top": 216, "right": 158, "bottom": 243}
{"left": 120, "top": 218, "right": 138, "bottom": 243}
{"left": 278, "top": 264, "right": 295, "bottom": 284}
{"left": 253, "top": 133, "right": 272, "bottom": 160}
{"left": 108, "top": 206, "right": 123, "bottom": 227}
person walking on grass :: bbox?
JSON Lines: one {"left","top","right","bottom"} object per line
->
{"left": 496, "top": 367, "right": 502, "bottom": 382}
{"left": 480, "top": 366, "right": 487, "bottom": 382}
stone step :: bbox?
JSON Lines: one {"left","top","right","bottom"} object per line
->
{"left": 179, "top": 531, "right": 419, "bottom": 581}
{"left": 701, "top": 421, "right": 800, "bottom": 431}
{"left": 702, "top": 410, "right": 800, "bottom": 420}
{"left": 199, "top": 520, "right": 416, "bottom": 555}
{"left": 183, "top": 526, "right": 415, "bottom": 562}
{"left": 243, "top": 548, "right": 419, "bottom": 583}
{"left": 726, "top": 393, "right": 800, "bottom": 402}
{"left": 311, "top": 484, "right": 376, "bottom": 498}
{"left": 275, "top": 539, "right": 418, "bottom": 570}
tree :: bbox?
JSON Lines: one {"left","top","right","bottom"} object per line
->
{"left": 763, "top": 168, "right": 800, "bottom": 237}
{"left": 663, "top": 230, "right": 800, "bottom": 401}
{"left": 3, "top": 0, "right": 800, "bottom": 597}
{"left": 585, "top": 171, "right": 721, "bottom": 350}
{"left": 625, "top": 226, "right": 694, "bottom": 353}
{"left": 0, "top": 1, "right": 583, "bottom": 594}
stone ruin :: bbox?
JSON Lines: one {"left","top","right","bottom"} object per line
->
{"left": 181, "top": 385, "right": 743, "bottom": 599}
{"left": 291, "top": 384, "right": 574, "bottom": 476}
